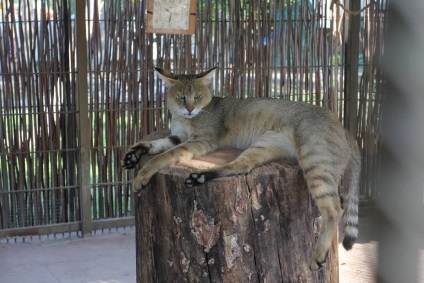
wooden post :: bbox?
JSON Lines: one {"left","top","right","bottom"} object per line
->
{"left": 135, "top": 143, "right": 338, "bottom": 282}
{"left": 344, "top": 0, "right": 361, "bottom": 135}
{"left": 75, "top": 0, "right": 92, "bottom": 236}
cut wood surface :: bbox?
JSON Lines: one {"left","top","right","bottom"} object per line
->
{"left": 135, "top": 132, "right": 338, "bottom": 282}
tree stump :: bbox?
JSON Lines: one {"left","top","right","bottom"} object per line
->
{"left": 135, "top": 134, "right": 339, "bottom": 283}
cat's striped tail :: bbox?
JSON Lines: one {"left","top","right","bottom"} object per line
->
{"left": 341, "top": 133, "right": 361, "bottom": 250}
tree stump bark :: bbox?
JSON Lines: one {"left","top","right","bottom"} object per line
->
{"left": 135, "top": 134, "right": 339, "bottom": 283}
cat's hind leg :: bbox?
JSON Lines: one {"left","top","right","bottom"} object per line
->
{"left": 308, "top": 185, "right": 342, "bottom": 270}
{"left": 300, "top": 160, "right": 344, "bottom": 270}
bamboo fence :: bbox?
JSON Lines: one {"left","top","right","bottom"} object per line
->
{"left": 0, "top": 0, "right": 387, "bottom": 237}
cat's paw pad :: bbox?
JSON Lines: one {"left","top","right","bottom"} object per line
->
{"left": 185, "top": 172, "right": 219, "bottom": 188}
{"left": 121, "top": 143, "right": 151, "bottom": 169}
{"left": 185, "top": 173, "right": 206, "bottom": 188}
{"left": 122, "top": 153, "right": 139, "bottom": 169}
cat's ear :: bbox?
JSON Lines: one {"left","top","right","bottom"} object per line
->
{"left": 155, "top": 67, "right": 177, "bottom": 86}
{"left": 196, "top": 67, "right": 217, "bottom": 85}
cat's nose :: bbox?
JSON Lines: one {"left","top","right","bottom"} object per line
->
{"left": 186, "top": 106, "right": 195, "bottom": 113}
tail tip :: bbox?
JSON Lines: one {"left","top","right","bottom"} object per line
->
{"left": 342, "top": 235, "right": 356, "bottom": 250}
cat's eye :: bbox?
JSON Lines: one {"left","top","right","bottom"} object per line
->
{"left": 194, "top": 95, "right": 201, "bottom": 100}
{"left": 177, "top": 95, "right": 186, "bottom": 101}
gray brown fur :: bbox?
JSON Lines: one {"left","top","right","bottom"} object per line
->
{"left": 122, "top": 68, "right": 361, "bottom": 271}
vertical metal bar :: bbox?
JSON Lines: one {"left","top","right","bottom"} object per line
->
{"left": 75, "top": 0, "right": 92, "bottom": 236}
{"left": 376, "top": 1, "right": 424, "bottom": 281}
{"left": 344, "top": 0, "right": 360, "bottom": 134}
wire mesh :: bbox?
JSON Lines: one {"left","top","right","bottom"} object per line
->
{"left": 0, "top": 0, "right": 387, "bottom": 235}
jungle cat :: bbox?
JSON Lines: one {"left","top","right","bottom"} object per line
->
{"left": 122, "top": 67, "right": 361, "bottom": 271}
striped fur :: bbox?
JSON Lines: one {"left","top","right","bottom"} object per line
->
{"left": 122, "top": 68, "right": 361, "bottom": 271}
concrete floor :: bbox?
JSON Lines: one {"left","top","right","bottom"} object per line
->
{"left": 0, "top": 229, "right": 137, "bottom": 283}
{"left": 0, "top": 215, "right": 419, "bottom": 283}
{"left": 338, "top": 215, "right": 378, "bottom": 283}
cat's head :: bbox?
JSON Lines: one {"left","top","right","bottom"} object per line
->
{"left": 155, "top": 67, "right": 216, "bottom": 119}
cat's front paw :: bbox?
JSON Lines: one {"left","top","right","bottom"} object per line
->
{"left": 133, "top": 171, "right": 152, "bottom": 192}
{"left": 121, "top": 142, "right": 152, "bottom": 169}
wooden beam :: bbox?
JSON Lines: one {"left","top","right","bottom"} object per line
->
{"left": 0, "top": 218, "right": 135, "bottom": 240}
{"left": 92, "top": 217, "right": 135, "bottom": 231}
{"left": 75, "top": 0, "right": 92, "bottom": 237}
{"left": 0, "top": 223, "right": 80, "bottom": 239}
{"left": 344, "top": 0, "right": 361, "bottom": 135}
